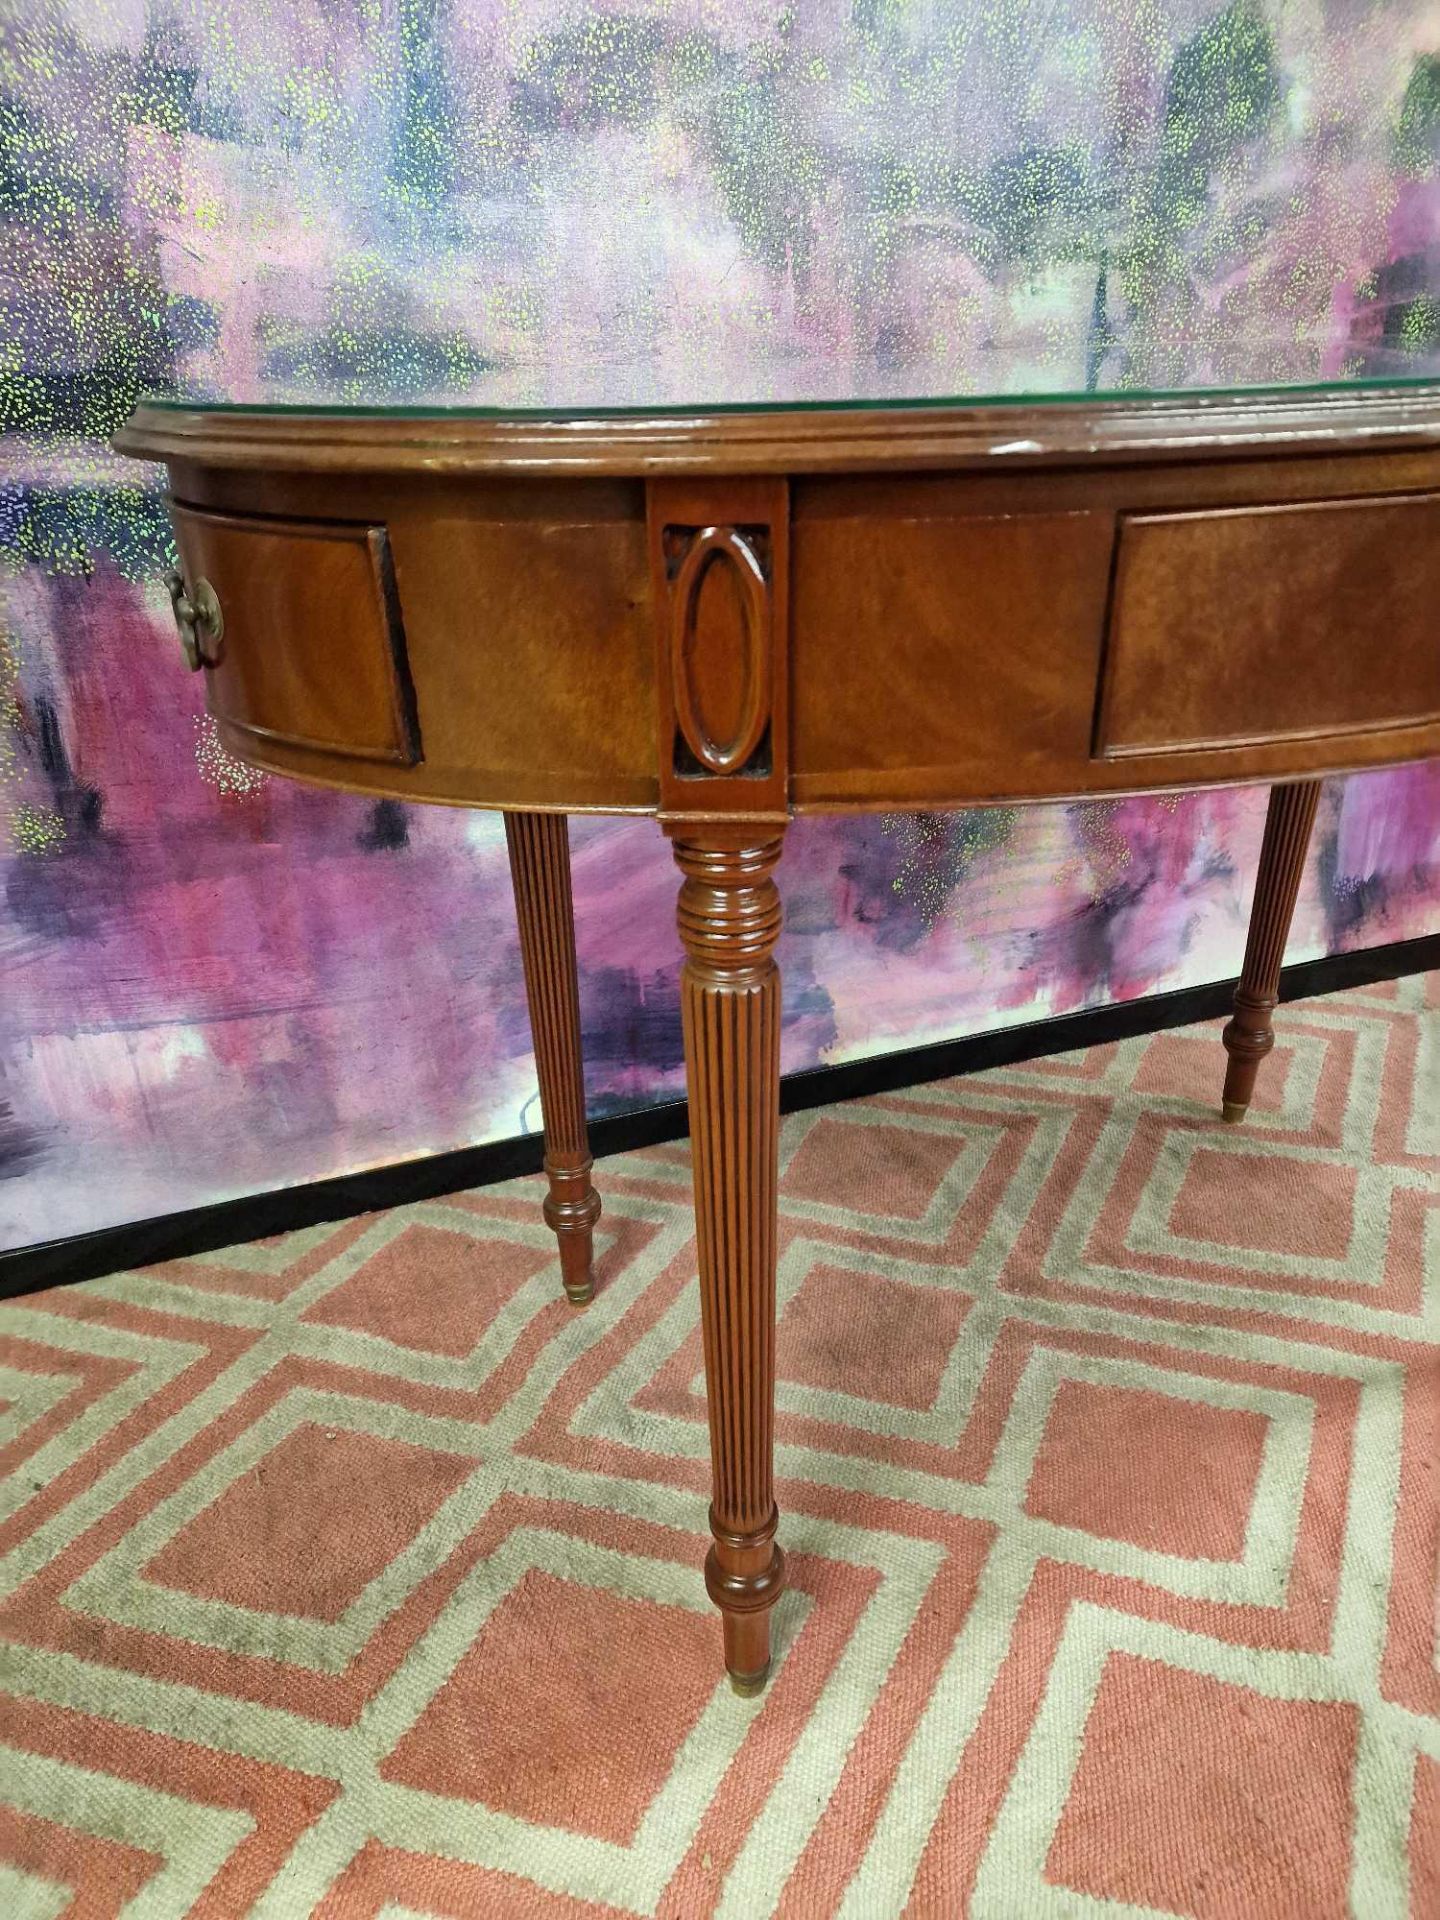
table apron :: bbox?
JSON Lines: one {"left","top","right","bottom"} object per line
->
{"left": 161, "top": 444, "right": 1440, "bottom": 816}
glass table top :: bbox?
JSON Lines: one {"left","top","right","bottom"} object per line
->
{"left": 138, "top": 367, "right": 1440, "bottom": 419}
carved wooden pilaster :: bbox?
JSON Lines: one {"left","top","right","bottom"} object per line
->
{"left": 650, "top": 477, "right": 790, "bottom": 1692}
{"left": 1221, "top": 779, "right": 1322, "bottom": 1123}
{"left": 650, "top": 478, "right": 789, "bottom": 817}
{"left": 671, "top": 826, "right": 786, "bottom": 1692}
{"left": 504, "top": 811, "right": 601, "bottom": 1304}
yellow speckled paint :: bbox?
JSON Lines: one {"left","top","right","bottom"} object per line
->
{"left": 1, "top": 0, "right": 1437, "bottom": 1250}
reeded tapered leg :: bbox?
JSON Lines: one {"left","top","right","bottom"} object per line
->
{"left": 672, "top": 825, "right": 786, "bottom": 1694}
{"left": 505, "top": 812, "right": 601, "bottom": 1304}
{"left": 1221, "top": 780, "right": 1322, "bottom": 1124}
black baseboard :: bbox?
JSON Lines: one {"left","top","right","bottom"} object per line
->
{"left": 4, "top": 932, "right": 1435, "bottom": 1300}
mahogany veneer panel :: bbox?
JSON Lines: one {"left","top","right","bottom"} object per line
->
{"left": 172, "top": 503, "right": 418, "bottom": 767}
{"left": 789, "top": 507, "right": 1114, "bottom": 790}
{"left": 1098, "top": 492, "right": 1440, "bottom": 759}
{"left": 386, "top": 512, "right": 655, "bottom": 807}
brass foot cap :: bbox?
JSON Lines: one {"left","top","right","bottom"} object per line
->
{"left": 1221, "top": 1101, "right": 1247, "bottom": 1125}
{"left": 563, "top": 1282, "right": 594, "bottom": 1309}
{"left": 728, "top": 1664, "right": 770, "bottom": 1698}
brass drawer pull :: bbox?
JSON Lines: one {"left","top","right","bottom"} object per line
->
{"left": 165, "top": 568, "right": 224, "bottom": 670}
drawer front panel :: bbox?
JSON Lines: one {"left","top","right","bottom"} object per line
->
{"left": 171, "top": 503, "right": 420, "bottom": 766}
{"left": 1098, "top": 492, "right": 1440, "bottom": 759}
{"left": 790, "top": 507, "right": 1117, "bottom": 782}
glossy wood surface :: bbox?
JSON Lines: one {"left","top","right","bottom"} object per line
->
{"left": 118, "top": 383, "right": 1440, "bottom": 1692}
{"left": 504, "top": 813, "right": 601, "bottom": 1305}
{"left": 672, "top": 827, "right": 787, "bottom": 1692}
{"left": 114, "top": 382, "right": 1440, "bottom": 474}
{"left": 1221, "top": 781, "right": 1324, "bottom": 1124}
{"left": 170, "top": 503, "right": 419, "bottom": 768}
{"left": 119, "top": 388, "right": 1440, "bottom": 821}
{"left": 1099, "top": 495, "right": 1440, "bottom": 759}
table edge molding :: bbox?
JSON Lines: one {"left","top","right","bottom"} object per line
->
{"left": 114, "top": 384, "right": 1440, "bottom": 477}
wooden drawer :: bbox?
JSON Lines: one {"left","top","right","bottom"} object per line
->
{"left": 171, "top": 503, "right": 420, "bottom": 766}
{"left": 1096, "top": 492, "right": 1440, "bottom": 758}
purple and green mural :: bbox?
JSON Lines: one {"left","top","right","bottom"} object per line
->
{"left": 3, "top": 0, "right": 1439, "bottom": 1253}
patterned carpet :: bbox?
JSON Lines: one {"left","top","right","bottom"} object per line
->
{"left": 0, "top": 975, "right": 1436, "bottom": 1918}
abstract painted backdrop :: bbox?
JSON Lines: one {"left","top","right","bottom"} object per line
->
{"left": 3, "top": 0, "right": 1439, "bottom": 1252}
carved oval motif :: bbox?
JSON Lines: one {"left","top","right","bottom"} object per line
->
{"left": 670, "top": 526, "right": 770, "bottom": 776}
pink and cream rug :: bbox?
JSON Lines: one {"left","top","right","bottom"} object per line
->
{"left": 0, "top": 973, "right": 1436, "bottom": 1916}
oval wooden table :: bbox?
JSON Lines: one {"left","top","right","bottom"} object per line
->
{"left": 117, "top": 382, "right": 1440, "bottom": 1693}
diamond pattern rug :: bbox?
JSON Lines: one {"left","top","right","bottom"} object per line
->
{"left": 0, "top": 974, "right": 1435, "bottom": 1917}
